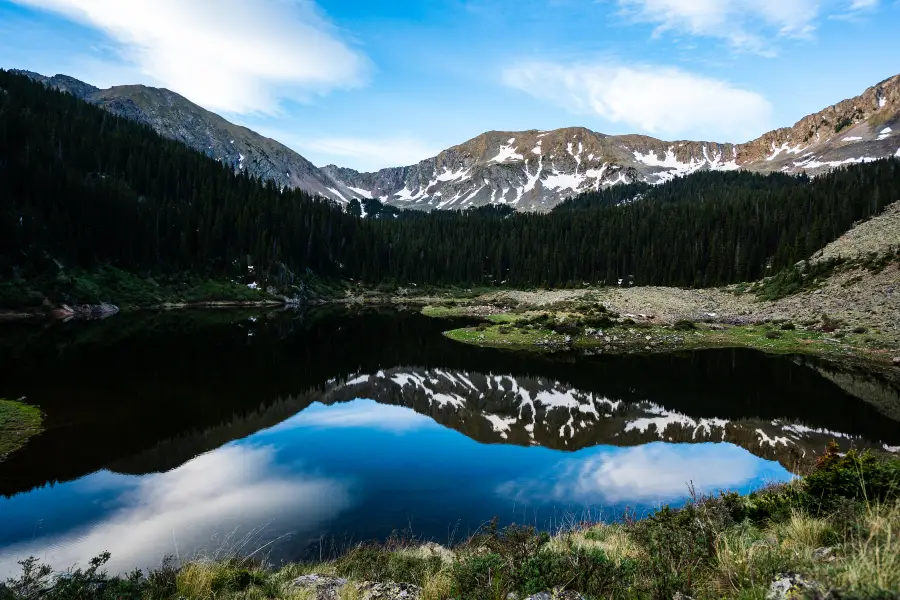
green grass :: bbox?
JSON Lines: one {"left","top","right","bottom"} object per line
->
{"left": 444, "top": 323, "right": 565, "bottom": 351}
{"left": 4, "top": 451, "right": 898, "bottom": 599}
{"left": 437, "top": 315, "right": 895, "bottom": 365}
{"left": 0, "top": 398, "right": 43, "bottom": 460}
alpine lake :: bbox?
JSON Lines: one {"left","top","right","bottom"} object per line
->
{"left": 1, "top": 307, "right": 898, "bottom": 577}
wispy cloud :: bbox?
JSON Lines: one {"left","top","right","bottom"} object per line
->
{"left": 10, "top": 0, "right": 370, "bottom": 114}
{"left": 611, "top": 0, "right": 827, "bottom": 55}
{"left": 502, "top": 61, "right": 772, "bottom": 141}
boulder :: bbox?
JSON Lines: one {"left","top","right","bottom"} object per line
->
{"left": 766, "top": 572, "right": 824, "bottom": 600}
{"left": 524, "top": 589, "right": 585, "bottom": 600}
{"left": 290, "top": 574, "right": 349, "bottom": 600}
{"left": 892, "top": 356, "right": 900, "bottom": 367}
{"left": 357, "top": 581, "right": 421, "bottom": 600}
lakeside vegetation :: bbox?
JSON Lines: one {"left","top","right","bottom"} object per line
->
{"left": 0, "top": 398, "right": 42, "bottom": 460}
{"left": 2, "top": 448, "right": 898, "bottom": 600}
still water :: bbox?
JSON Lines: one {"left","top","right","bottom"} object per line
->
{"left": 1, "top": 307, "right": 898, "bottom": 576}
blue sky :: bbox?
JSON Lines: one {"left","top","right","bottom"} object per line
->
{"left": 1, "top": 0, "right": 898, "bottom": 170}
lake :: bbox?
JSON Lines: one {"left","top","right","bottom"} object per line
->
{"left": 1, "top": 307, "right": 898, "bottom": 576}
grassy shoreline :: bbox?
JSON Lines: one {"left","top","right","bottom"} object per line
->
{"left": 3, "top": 449, "right": 898, "bottom": 600}
{"left": 421, "top": 303, "right": 899, "bottom": 367}
{"left": 0, "top": 398, "right": 42, "bottom": 460}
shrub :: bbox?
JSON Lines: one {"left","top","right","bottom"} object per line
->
{"left": 780, "top": 322, "right": 796, "bottom": 331}
{"left": 450, "top": 552, "right": 507, "bottom": 600}
{"left": 852, "top": 326, "right": 868, "bottom": 334}
{"left": 765, "top": 331, "right": 782, "bottom": 339}
{"left": 673, "top": 320, "right": 696, "bottom": 331}
{"left": 804, "top": 444, "right": 900, "bottom": 510}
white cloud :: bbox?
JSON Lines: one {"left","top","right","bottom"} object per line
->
{"left": 613, "top": 0, "right": 880, "bottom": 52}
{"left": 502, "top": 61, "right": 772, "bottom": 142}
{"left": 0, "top": 445, "right": 351, "bottom": 576}
{"left": 300, "top": 136, "right": 440, "bottom": 171}
{"left": 11, "top": 0, "right": 369, "bottom": 114}
{"left": 498, "top": 443, "right": 785, "bottom": 505}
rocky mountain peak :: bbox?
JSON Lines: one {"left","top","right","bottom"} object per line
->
{"left": 14, "top": 67, "right": 900, "bottom": 211}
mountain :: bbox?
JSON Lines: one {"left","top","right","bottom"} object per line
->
{"left": 327, "top": 73, "right": 900, "bottom": 210}
{"left": 10, "top": 70, "right": 357, "bottom": 204}
{"left": 15, "top": 69, "right": 900, "bottom": 211}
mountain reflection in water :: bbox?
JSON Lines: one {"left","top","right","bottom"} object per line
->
{"left": 0, "top": 307, "right": 898, "bottom": 576}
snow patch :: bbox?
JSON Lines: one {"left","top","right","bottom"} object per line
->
{"left": 793, "top": 155, "right": 881, "bottom": 170}
{"left": 877, "top": 127, "right": 893, "bottom": 141}
{"left": 842, "top": 136, "right": 863, "bottom": 142}
{"left": 491, "top": 141, "right": 524, "bottom": 164}
{"left": 326, "top": 187, "right": 348, "bottom": 202}
{"left": 347, "top": 186, "right": 373, "bottom": 199}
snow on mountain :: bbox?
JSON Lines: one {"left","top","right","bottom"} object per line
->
{"left": 16, "top": 68, "right": 900, "bottom": 211}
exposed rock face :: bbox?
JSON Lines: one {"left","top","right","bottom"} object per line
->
{"left": 14, "top": 69, "right": 900, "bottom": 211}
{"left": 290, "top": 574, "right": 349, "bottom": 600}
{"left": 322, "top": 128, "right": 741, "bottom": 211}
{"left": 326, "top": 74, "right": 900, "bottom": 210}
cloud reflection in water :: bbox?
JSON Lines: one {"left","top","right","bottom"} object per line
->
{"left": 0, "top": 445, "right": 350, "bottom": 577}
{"left": 498, "top": 442, "right": 791, "bottom": 506}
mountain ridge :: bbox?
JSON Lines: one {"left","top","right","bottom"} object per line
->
{"left": 14, "top": 68, "right": 900, "bottom": 210}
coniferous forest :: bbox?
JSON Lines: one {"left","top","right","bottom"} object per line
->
{"left": 2, "top": 69, "right": 899, "bottom": 303}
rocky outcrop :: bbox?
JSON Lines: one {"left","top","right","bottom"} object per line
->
{"left": 51, "top": 303, "right": 119, "bottom": 321}
{"left": 290, "top": 575, "right": 422, "bottom": 600}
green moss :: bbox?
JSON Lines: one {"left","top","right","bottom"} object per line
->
{"left": 0, "top": 397, "right": 43, "bottom": 459}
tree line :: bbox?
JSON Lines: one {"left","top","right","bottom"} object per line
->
{"left": 2, "top": 69, "right": 899, "bottom": 292}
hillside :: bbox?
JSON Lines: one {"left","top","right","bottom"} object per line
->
{"left": 15, "top": 69, "right": 900, "bottom": 211}
{"left": 11, "top": 70, "right": 360, "bottom": 204}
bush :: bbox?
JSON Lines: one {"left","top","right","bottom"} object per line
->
{"left": 780, "top": 322, "right": 796, "bottom": 331}
{"left": 673, "top": 320, "right": 696, "bottom": 331}
{"left": 450, "top": 553, "right": 507, "bottom": 600}
{"left": 803, "top": 444, "right": 900, "bottom": 511}
{"left": 765, "top": 331, "right": 782, "bottom": 339}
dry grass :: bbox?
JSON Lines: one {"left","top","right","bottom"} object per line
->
{"left": 819, "top": 500, "right": 900, "bottom": 593}
{"left": 556, "top": 524, "right": 645, "bottom": 564}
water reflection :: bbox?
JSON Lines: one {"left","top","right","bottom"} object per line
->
{"left": 499, "top": 443, "right": 784, "bottom": 505}
{"left": 0, "top": 445, "right": 350, "bottom": 576}
{"left": 0, "top": 308, "right": 898, "bottom": 576}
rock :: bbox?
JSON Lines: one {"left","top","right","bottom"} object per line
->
{"left": 813, "top": 547, "right": 835, "bottom": 561}
{"left": 673, "top": 593, "right": 695, "bottom": 600}
{"left": 357, "top": 581, "right": 421, "bottom": 600}
{"left": 893, "top": 356, "right": 900, "bottom": 366}
{"left": 290, "top": 574, "right": 349, "bottom": 600}
{"left": 524, "top": 590, "right": 585, "bottom": 600}
{"left": 766, "top": 572, "right": 824, "bottom": 600}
